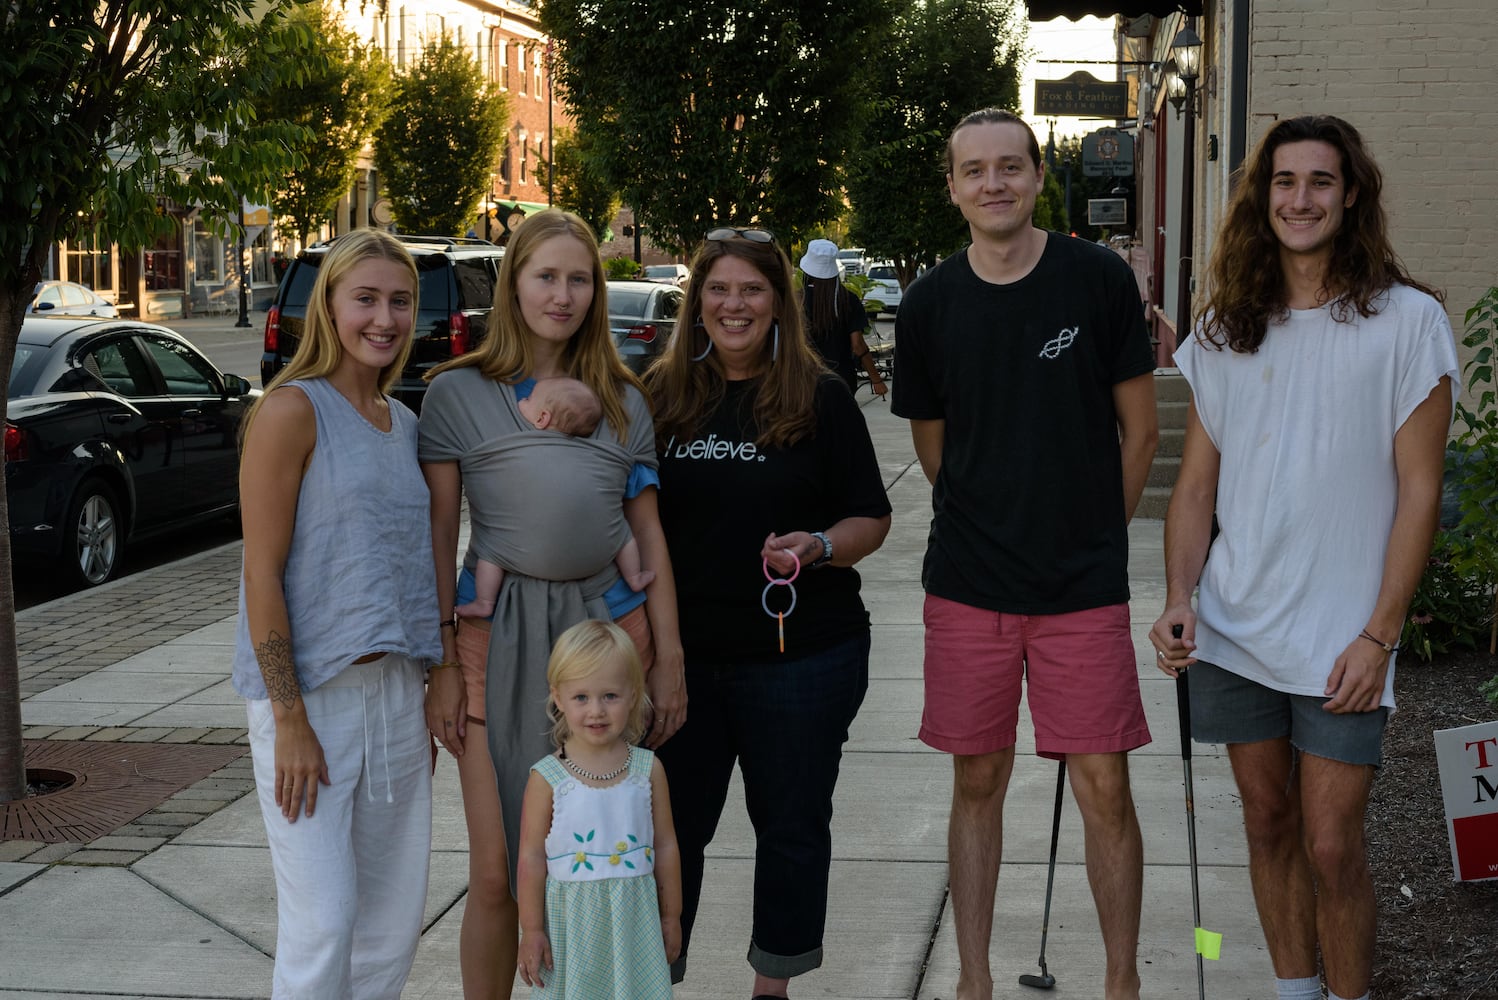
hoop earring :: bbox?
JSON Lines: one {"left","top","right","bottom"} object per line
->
{"left": 690, "top": 318, "right": 713, "bottom": 362}
{"left": 770, "top": 320, "right": 780, "bottom": 363}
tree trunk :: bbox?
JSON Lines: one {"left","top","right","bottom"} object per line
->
{"left": 0, "top": 282, "right": 27, "bottom": 802}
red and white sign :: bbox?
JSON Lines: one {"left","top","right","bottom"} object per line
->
{"left": 1434, "top": 720, "right": 1498, "bottom": 882}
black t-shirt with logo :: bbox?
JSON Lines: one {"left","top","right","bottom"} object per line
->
{"left": 892, "top": 235, "right": 1154, "bottom": 614}
{"left": 658, "top": 377, "right": 892, "bottom": 663}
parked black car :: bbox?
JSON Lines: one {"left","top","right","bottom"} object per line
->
{"left": 261, "top": 235, "right": 505, "bottom": 412}
{"left": 607, "top": 279, "right": 683, "bottom": 375}
{"left": 6, "top": 316, "right": 259, "bottom": 586}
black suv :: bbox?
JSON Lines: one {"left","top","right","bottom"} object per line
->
{"left": 261, "top": 235, "right": 505, "bottom": 412}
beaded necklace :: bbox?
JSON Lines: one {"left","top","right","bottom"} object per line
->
{"left": 559, "top": 744, "right": 632, "bottom": 782}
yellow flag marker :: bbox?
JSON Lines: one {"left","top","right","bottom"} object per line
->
{"left": 1194, "top": 927, "right": 1223, "bottom": 960}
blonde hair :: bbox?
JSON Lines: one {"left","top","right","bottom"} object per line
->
{"left": 426, "top": 209, "right": 642, "bottom": 439}
{"left": 644, "top": 231, "right": 823, "bottom": 450}
{"left": 545, "top": 620, "right": 649, "bottom": 749}
{"left": 243, "top": 229, "right": 418, "bottom": 438}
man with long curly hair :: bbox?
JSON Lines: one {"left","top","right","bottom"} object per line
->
{"left": 894, "top": 107, "right": 1160, "bottom": 1000}
{"left": 1151, "top": 115, "right": 1459, "bottom": 1000}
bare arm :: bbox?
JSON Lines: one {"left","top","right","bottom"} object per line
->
{"left": 850, "top": 330, "right": 887, "bottom": 397}
{"left": 1324, "top": 377, "right": 1451, "bottom": 713}
{"left": 650, "top": 757, "right": 683, "bottom": 963}
{"left": 239, "top": 388, "right": 329, "bottom": 820}
{"left": 1113, "top": 372, "right": 1159, "bottom": 523}
{"left": 624, "top": 486, "right": 686, "bottom": 748}
{"left": 1150, "top": 400, "right": 1220, "bottom": 676}
{"left": 421, "top": 459, "right": 467, "bottom": 756}
{"left": 761, "top": 515, "right": 892, "bottom": 576}
{"left": 910, "top": 418, "right": 944, "bottom": 485}
{"left": 515, "top": 771, "right": 555, "bottom": 987}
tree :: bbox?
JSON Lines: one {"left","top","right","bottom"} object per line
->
{"left": 541, "top": 1, "right": 898, "bottom": 254}
{"left": 540, "top": 128, "right": 621, "bottom": 243}
{"left": 374, "top": 36, "right": 508, "bottom": 238}
{"left": 258, "top": 0, "right": 394, "bottom": 248}
{"left": 0, "top": 1, "right": 308, "bottom": 802}
{"left": 846, "top": 0, "right": 1026, "bottom": 287}
{"left": 1033, "top": 168, "right": 1068, "bottom": 233}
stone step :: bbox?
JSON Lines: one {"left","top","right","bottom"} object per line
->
{"left": 1147, "top": 454, "right": 1180, "bottom": 488}
{"left": 1157, "top": 398, "right": 1189, "bottom": 431}
{"left": 1137, "top": 485, "right": 1173, "bottom": 520}
{"left": 1155, "top": 426, "right": 1184, "bottom": 457}
{"left": 1154, "top": 370, "right": 1190, "bottom": 403}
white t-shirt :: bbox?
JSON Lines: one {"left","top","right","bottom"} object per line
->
{"left": 1175, "top": 284, "right": 1458, "bottom": 708}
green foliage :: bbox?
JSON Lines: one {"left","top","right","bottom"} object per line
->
{"left": 374, "top": 36, "right": 509, "bottom": 237}
{"left": 1449, "top": 285, "right": 1498, "bottom": 701}
{"left": 0, "top": 0, "right": 309, "bottom": 801}
{"left": 1033, "top": 169, "right": 1067, "bottom": 233}
{"left": 258, "top": 0, "right": 393, "bottom": 247}
{"left": 1402, "top": 527, "right": 1492, "bottom": 661}
{"left": 542, "top": 128, "right": 621, "bottom": 243}
{"left": 542, "top": 1, "right": 899, "bottom": 255}
{"left": 845, "top": 0, "right": 1026, "bottom": 287}
{"left": 605, "top": 256, "right": 642, "bottom": 280}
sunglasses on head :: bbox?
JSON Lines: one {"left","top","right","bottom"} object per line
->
{"left": 705, "top": 226, "right": 776, "bottom": 245}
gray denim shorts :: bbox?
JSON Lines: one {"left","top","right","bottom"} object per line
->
{"left": 1188, "top": 660, "right": 1388, "bottom": 767}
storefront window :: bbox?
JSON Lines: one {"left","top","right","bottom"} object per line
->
{"left": 144, "top": 224, "right": 183, "bottom": 291}
{"left": 193, "top": 218, "right": 222, "bottom": 284}
{"left": 63, "top": 230, "right": 113, "bottom": 293}
{"left": 251, "top": 229, "right": 272, "bottom": 285}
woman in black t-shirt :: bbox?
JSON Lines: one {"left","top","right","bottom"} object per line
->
{"left": 643, "top": 227, "right": 892, "bottom": 997}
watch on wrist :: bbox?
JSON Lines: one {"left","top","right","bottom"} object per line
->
{"left": 810, "top": 530, "right": 834, "bottom": 568}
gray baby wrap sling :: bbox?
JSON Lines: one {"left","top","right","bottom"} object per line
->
{"left": 416, "top": 367, "right": 652, "bottom": 892}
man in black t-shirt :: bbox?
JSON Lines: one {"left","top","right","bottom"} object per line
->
{"left": 892, "top": 108, "right": 1158, "bottom": 1000}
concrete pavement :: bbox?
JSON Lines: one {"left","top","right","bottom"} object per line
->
{"left": 1, "top": 387, "right": 1275, "bottom": 999}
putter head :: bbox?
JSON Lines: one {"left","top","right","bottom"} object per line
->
{"left": 1018, "top": 971, "right": 1057, "bottom": 989}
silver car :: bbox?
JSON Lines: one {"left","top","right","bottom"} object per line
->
{"left": 862, "top": 262, "right": 903, "bottom": 316}
{"left": 29, "top": 281, "right": 119, "bottom": 317}
{"left": 607, "top": 279, "right": 683, "bottom": 374}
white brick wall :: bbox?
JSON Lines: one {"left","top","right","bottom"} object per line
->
{"left": 1245, "top": 1, "right": 1498, "bottom": 388}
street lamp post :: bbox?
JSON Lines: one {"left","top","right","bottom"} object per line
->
{"left": 235, "top": 196, "right": 250, "bottom": 328}
{"left": 1169, "top": 20, "right": 1203, "bottom": 346}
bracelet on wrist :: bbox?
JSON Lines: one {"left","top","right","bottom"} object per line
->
{"left": 439, "top": 613, "right": 459, "bottom": 631}
{"left": 428, "top": 661, "right": 461, "bottom": 673}
{"left": 1358, "top": 629, "right": 1399, "bottom": 654}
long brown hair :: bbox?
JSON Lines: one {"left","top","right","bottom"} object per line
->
{"left": 427, "top": 209, "right": 642, "bottom": 438}
{"left": 644, "top": 231, "right": 823, "bottom": 450}
{"left": 244, "top": 229, "right": 418, "bottom": 438}
{"left": 1200, "top": 114, "right": 1442, "bottom": 354}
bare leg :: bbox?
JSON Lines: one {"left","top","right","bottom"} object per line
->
{"left": 949, "top": 748, "right": 1015, "bottom": 1000}
{"left": 1227, "top": 739, "right": 1318, "bottom": 981}
{"left": 456, "top": 559, "right": 503, "bottom": 619}
{"left": 1067, "top": 752, "right": 1143, "bottom": 1000}
{"left": 455, "top": 721, "right": 519, "bottom": 999}
{"left": 751, "top": 973, "right": 789, "bottom": 997}
{"left": 1299, "top": 753, "right": 1376, "bottom": 999}
{"left": 615, "top": 537, "right": 655, "bottom": 592}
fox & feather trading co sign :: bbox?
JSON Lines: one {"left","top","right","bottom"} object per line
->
{"left": 1034, "top": 71, "right": 1129, "bottom": 118}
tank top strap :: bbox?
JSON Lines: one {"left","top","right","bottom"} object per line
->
{"left": 628, "top": 744, "right": 655, "bottom": 779}
{"left": 533, "top": 753, "right": 569, "bottom": 788}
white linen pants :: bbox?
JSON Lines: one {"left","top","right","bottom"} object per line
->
{"left": 247, "top": 654, "right": 432, "bottom": 1000}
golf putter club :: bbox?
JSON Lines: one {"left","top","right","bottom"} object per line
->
{"left": 1018, "top": 759, "right": 1067, "bottom": 990}
{"left": 1173, "top": 623, "right": 1207, "bottom": 1000}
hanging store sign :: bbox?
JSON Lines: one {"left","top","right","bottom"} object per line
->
{"left": 1035, "top": 72, "right": 1128, "bottom": 118}
{"left": 1082, "top": 128, "right": 1135, "bottom": 178}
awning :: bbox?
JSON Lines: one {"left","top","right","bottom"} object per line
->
{"left": 1028, "top": 1, "right": 1202, "bottom": 19}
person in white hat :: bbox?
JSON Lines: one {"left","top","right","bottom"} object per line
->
{"left": 799, "top": 239, "right": 887, "bottom": 397}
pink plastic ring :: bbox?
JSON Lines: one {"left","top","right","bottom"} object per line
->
{"left": 762, "top": 552, "right": 801, "bottom": 584}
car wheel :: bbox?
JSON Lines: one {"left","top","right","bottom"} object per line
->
{"left": 62, "top": 479, "right": 123, "bottom": 587}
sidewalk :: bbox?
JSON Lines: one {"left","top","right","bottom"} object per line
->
{"left": 0, "top": 391, "right": 1274, "bottom": 999}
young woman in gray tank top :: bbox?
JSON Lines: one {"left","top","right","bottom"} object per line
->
{"left": 234, "top": 229, "right": 443, "bottom": 999}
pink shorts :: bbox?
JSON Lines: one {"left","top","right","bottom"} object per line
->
{"left": 455, "top": 604, "right": 655, "bottom": 726}
{"left": 920, "top": 594, "right": 1151, "bottom": 758}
